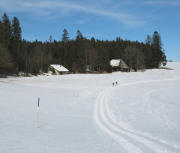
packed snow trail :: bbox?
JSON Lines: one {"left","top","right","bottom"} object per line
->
{"left": 1, "top": 62, "right": 180, "bottom": 153}
{"left": 94, "top": 77, "right": 180, "bottom": 153}
{"left": 95, "top": 90, "right": 146, "bottom": 153}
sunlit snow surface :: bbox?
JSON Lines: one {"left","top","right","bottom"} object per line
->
{"left": 0, "top": 62, "right": 180, "bottom": 153}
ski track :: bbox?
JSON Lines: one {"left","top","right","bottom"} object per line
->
{"left": 94, "top": 92, "right": 145, "bottom": 153}
{"left": 94, "top": 77, "right": 180, "bottom": 153}
{"left": 142, "top": 89, "right": 177, "bottom": 129}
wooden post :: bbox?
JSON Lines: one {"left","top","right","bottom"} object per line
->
{"left": 36, "top": 97, "right": 40, "bottom": 128}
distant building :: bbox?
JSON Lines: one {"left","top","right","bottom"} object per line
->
{"left": 110, "top": 59, "right": 130, "bottom": 72}
{"left": 85, "top": 64, "right": 101, "bottom": 73}
{"left": 49, "top": 64, "right": 69, "bottom": 75}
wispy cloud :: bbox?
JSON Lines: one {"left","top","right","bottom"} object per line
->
{"left": 70, "top": 19, "right": 89, "bottom": 25}
{"left": 113, "top": 0, "right": 180, "bottom": 6}
{"left": 144, "top": 0, "right": 180, "bottom": 6}
{"left": 0, "top": 0, "right": 145, "bottom": 26}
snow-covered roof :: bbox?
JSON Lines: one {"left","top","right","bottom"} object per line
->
{"left": 110, "top": 59, "right": 129, "bottom": 68}
{"left": 50, "top": 64, "right": 69, "bottom": 72}
{"left": 110, "top": 59, "right": 120, "bottom": 67}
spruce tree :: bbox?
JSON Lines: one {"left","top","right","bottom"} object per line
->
{"left": 0, "top": 44, "right": 13, "bottom": 74}
{"left": 152, "top": 31, "right": 161, "bottom": 49}
{"left": 0, "top": 20, "right": 3, "bottom": 43}
{"left": 62, "top": 29, "right": 69, "bottom": 42}
{"left": 12, "top": 17, "right": 21, "bottom": 42}
{"left": 11, "top": 17, "right": 22, "bottom": 70}
{"left": 76, "top": 30, "right": 83, "bottom": 40}
{"left": 146, "top": 34, "right": 152, "bottom": 45}
{"left": 49, "top": 35, "right": 53, "bottom": 42}
{"left": 2, "top": 13, "right": 12, "bottom": 48}
{"left": 152, "top": 31, "right": 165, "bottom": 67}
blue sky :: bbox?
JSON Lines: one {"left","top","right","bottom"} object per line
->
{"left": 0, "top": 0, "right": 180, "bottom": 61}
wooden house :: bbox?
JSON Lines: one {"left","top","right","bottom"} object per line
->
{"left": 110, "top": 59, "right": 130, "bottom": 72}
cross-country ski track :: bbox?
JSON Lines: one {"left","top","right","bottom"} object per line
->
{"left": 1, "top": 62, "right": 180, "bottom": 153}
{"left": 94, "top": 77, "right": 180, "bottom": 153}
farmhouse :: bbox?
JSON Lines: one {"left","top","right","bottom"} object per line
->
{"left": 49, "top": 64, "right": 69, "bottom": 75}
{"left": 110, "top": 59, "right": 130, "bottom": 72}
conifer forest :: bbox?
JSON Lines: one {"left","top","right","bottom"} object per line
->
{"left": 0, "top": 13, "right": 167, "bottom": 75}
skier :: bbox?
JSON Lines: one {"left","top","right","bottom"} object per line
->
{"left": 116, "top": 81, "right": 118, "bottom": 86}
{"left": 112, "top": 82, "right": 114, "bottom": 87}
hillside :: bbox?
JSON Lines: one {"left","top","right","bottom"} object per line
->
{"left": 0, "top": 62, "right": 180, "bottom": 153}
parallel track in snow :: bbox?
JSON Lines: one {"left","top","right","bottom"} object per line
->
{"left": 94, "top": 78, "right": 180, "bottom": 153}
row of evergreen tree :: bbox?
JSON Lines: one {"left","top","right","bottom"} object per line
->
{"left": 0, "top": 13, "right": 166, "bottom": 76}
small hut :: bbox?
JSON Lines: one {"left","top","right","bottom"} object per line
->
{"left": 49, "top": 64, "right": 69, "bottom": 75}
{"left": 110, "top": 59, "right": 130, "bottom": 72}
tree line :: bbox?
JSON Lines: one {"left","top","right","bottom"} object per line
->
{"left": 0, "top": 12, "right": 166, "bottom": 76}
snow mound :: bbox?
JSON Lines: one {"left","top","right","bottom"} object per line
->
{"left": 166, "top": 62, "right": 180, "bottom": 70}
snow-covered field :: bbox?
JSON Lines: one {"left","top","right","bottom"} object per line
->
{"left": 0, "top": 62, "right": 180, "bottom": 153}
